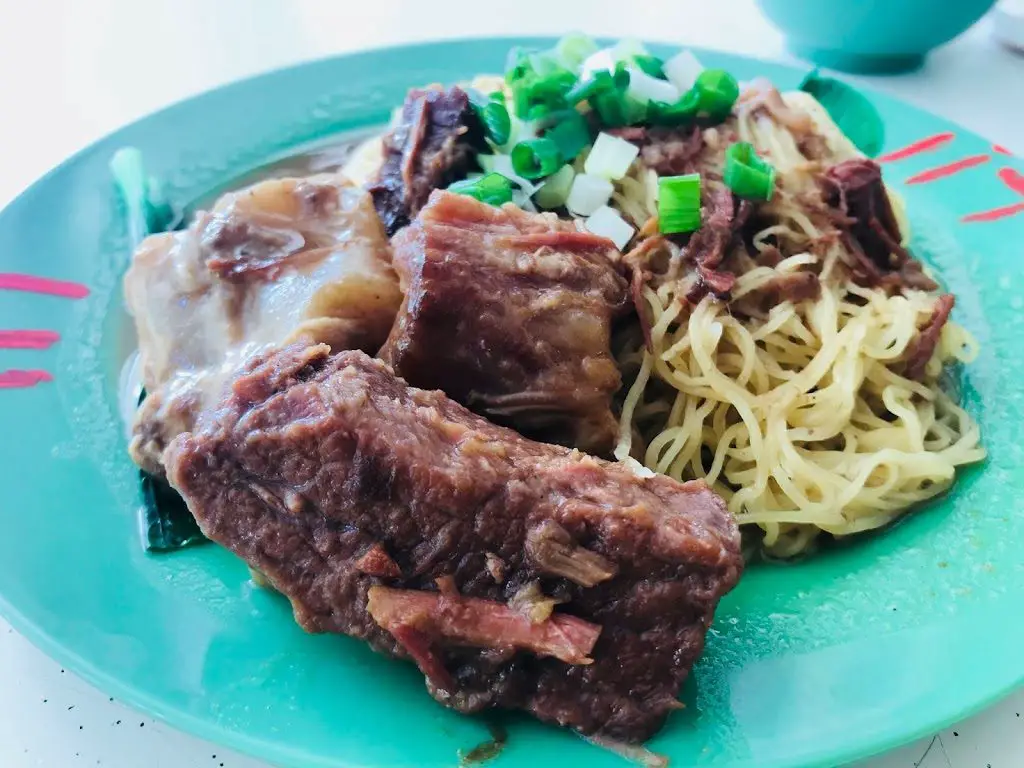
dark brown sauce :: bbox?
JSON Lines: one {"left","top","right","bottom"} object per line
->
{"left": 458, "top": 721, "right": 508, "bottom": 765}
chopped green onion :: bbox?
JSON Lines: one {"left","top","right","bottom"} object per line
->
{"left": 510, "top": 68, "right": 577, "bottom": 119}
{"left": 611, "top": 39, "right": 649, "bottom": 61}
{"left": 580, "top": 48, "right": 618, "bottom": 80}
{"left": 566, "top": 67, "right": 630, "bottom": 105}
{"left": 505, "top": 47, "right": 535, "bottom": 84}
{"left": 663, "top": 49, "right": 704, "bottom": 93}
{"left": 585, "top": 205, "right": 635, "bottom": 249}
{"left": 799, "top": 69, "right": 884, "bottom": 158}
{"left": 591, "top": 87, "right": 648, "bottom": 127}
{"left": 692, "top": 68, "right": 740, "bottom": 119}
{"left": 584, "top": 132, "right": 640, "bottom": 180}
{"left": 633, "top": 54, "right": 666, "bottom": 79}
{"left": 544, "top": 111, "right": 592, "bottom": 161}
{"left": 534, "top": 164, "right": 576, "bottom": 209}
{"left": 510, "top": 138, "right": 563, "bottom": 180}
{"left": 723, "top": 142, "right": 775, "bottom": 201}
{"left": 566, "top": 173, "right": 614, "bottom": 216}
{"left": 448, "top": 172, "right": 515, "bottom": 207}
{"left": 648, "top": 88, "right": 701, "bottom": 126}
{"left": 658, "top": 174, "right": 702, "bottom": 234}
{"left": 488, "top": 90, "right": 506, "bottom": 105}
{"left": 477, "top": 100, "right": 511, "bottom": 146}
{"left": 555, "top": 32, "right": 599, "bottom": 72}
{"left": 626, "top": 67, "right": 680, "bottom": 106}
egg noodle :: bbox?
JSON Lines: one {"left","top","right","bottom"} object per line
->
{"left": 610, "top": 92, "right": 985, "bottom": 558}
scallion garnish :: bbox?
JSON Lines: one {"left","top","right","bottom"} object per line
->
{"left": 584, "top": 132, "right": 640, "bottom": 181}
{"left": 448, "top": 172, "right": 515, "bottom": 207}
{"left": 633, "top": 54, "right": 666, "bottom": 80}
{"left": 723, "top": 142, "right": 775, "bottom": 201}
{"left": 658, "top": 173, "right": 702, "bottom": 234}
{"left": 544, "top": 111, "right": 592, "bottom": 161}
{"left": 534, "top": 164, "right": 576, "bottom": 209}
{"left": 692, "top": 69, "right": 740, "bottom": 119}
{"left": 648, "top": 88, "right": 701, "bottom": 126}
{"left": 476, "top": 99, "right": 511, "bottom": 147}
{"left": 510, "top": 138, "right": 563, "bottom": 180}
{"left": 555, "top": 32, "right": 599, "bottom": 72}
{"left": 565, "top": 67, "right": 630, "bottom": 105}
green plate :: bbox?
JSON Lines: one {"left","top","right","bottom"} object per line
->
{"left": 0, "top": 38, "right": 1021, "bottom": 768}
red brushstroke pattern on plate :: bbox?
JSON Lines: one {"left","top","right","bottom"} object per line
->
{"left": 878, "top": 132, "right": 955, "bottom": 163}
{"left": 0, "top": 370, "right": 53, "bottom": 389}
{"left": 0, "top": 273, "right": 89, "bottom": 299}
{"left": 904, "top": 154, "right": 991, "bottom": 185}
{"left": 962, "top": 203, "right": 1024, "bottom": 223}
{"left": 998, "top": 168, "right": 1024, "bottom": 195}
{"left": 0, "top": 330, "right": 60, "bottom": 350}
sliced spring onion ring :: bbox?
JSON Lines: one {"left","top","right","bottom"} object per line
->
{"left": 475, "top": 98, "right": 511, "bottom": 146}
{"left": 544, "top": 111, "right": 592, "bottom": 162}
{"left": 584, "top": 132, "right": 640, "bottom": 180}
{"left": 555, "top": 32, "right": 599, "bottom": 72}
{"left": 566, "top": 67, "right": 630, "bottom": 105}
{"left": 510, "top": 138, "right": 563, "bottom": 180}
{"left": 448, "top": 172, "right": 515, "bottom": 207}
{"left": 585, "top": 205, "right": 635, "bottom": 249}
{"left": 648, "top": 88, "right": 701, "bottom": 126}
{"left": 566, "top": 173, "right": 614, "bottom": 216}
{"left": 534, "top": 164, "right": 576, "bottom": 209}
{"left": 692, "top": 68, "right": 740, "bottom": 119}
{"left": 723, "top": 142, "right": 775, "bottom": 201}
{"left": 658, "top": 173, "right": 702, "bottom": 234}
{"left": 626, "top": 67, "right": 680, "bottom": 106}
{"left": 580, "top": 48, "right": 618, "bottom": 81}
{"left": 632, "top": 54, "right": 666, "bottom": 80}
{"left": 663, "top": 49, "right": 704, "bottom": 93}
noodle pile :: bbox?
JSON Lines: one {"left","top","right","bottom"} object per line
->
{"left": 610, "top": 90, "right": 985, "bottom": 558}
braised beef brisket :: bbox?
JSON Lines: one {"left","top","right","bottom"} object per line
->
{"left": 368, "top": 86, "right": 484, "bottom": 235}
{"left": 164, "top": 343, "right": 742, "bottom": 742}
{"left": 380, "top": 190, "right": 629, "bottom": 455}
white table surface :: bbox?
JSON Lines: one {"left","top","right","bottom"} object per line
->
{"left": 1, "top": 1, "right": 1022, "bottom": 766}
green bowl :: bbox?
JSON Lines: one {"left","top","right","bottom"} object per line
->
{"left": 757, "top": 0, "right": 998, "bottom": 73}
{"left": 0, "top": 37, "right": 1021, "bottom": 768}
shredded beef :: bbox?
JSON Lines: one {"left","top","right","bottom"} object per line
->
{"left": 610, "top": 125, "right": 705, "bottom": 176}
{"left": 368, "top": 87, "right": 484, "bottom": 235}
{"left": 823, "top": 159, "right": 938, "bottom": 293}
{"left": 904, "top": 293, "right": 955, "bottom": 379}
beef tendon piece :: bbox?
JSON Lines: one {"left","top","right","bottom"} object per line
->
{"left": 367, "top": 86, "right": 484, "bottom": 235}
{"left": 380, "top": 190, "right": 630, "bottom": 455}
{"left": 124, "top": 175, "right": 401, "bottom": 475}
{"left": 164, "top": 343, "right": 743, "bottom": 742}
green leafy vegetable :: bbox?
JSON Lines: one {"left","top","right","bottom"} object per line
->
{"left": 139, "top": 469, "right": 207, "bottom": 552}
{"left": 799, "top": 69, "right": 885, "bottom": 158}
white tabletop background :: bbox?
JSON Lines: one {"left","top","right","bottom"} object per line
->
{"left": 1, "top": 1, "right": 1022, "bottom": 766}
